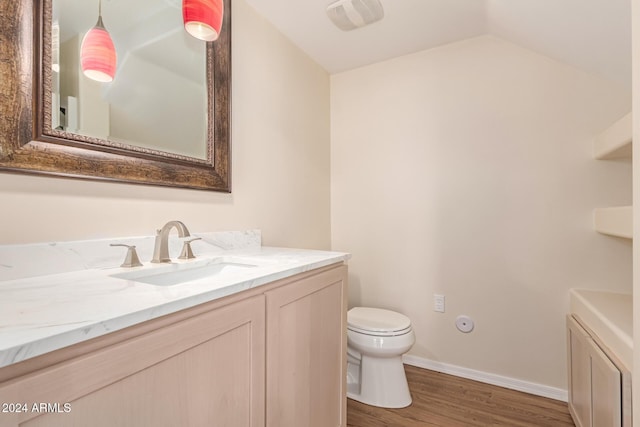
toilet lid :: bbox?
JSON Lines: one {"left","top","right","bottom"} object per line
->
{"left": 347, "top": 307, "right": 411, "bottom": 334}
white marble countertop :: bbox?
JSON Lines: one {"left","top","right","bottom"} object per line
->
{"left": 0, "top": 231, "right": 350, "bottom": 369}
{"left": 569, "top": 288, "right": 632, "bottom": 370}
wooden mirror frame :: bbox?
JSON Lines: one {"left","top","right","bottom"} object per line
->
{"left": 0, "top": 0, "right": 231, "bottom": 192}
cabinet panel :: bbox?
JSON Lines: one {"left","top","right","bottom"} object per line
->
{"left": 567, "top": 315, "right": 624, "bottom": 427}
{"left": 589, "top": 338, "right": 621, "bottom": 427}
{"left": 0, "top": 295, "right": 266, "bottom": 427}
{"left": 568, "top": 317, "right": 593, "bottom": 427}
{"left": 265, "top": 265, "right": 347, "bottom": 427}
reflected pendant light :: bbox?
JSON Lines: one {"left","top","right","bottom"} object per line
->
{"left": 81, "top": 0, "right": 117, "bottom": 83}
{"left": 183, "top": 0, "right": 224, "bottom": 42}
{"left": 52, "top": 20, "right": 60, "bottom": 73}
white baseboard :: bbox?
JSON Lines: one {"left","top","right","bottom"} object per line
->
{"left": 402, "top": 354, "right": 568, "bottom": 402}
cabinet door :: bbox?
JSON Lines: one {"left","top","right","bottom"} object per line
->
{"left": 589, "top": 338, "right": 621, "bottom": 427}
{"left": 0, "top": 295, "right": 266, "bottom": 427}
{"left": 567, "top": 316, "right": 594, "bottom": 427}
{"left": 265, "top": 265, "right": 347, "bottom": 427}
{"left": 567, "top": 315, "right": 623, "bottom": 427}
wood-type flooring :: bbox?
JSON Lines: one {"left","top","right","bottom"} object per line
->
{"left": 347, "top": 365, "right": 575, "bottom": 427}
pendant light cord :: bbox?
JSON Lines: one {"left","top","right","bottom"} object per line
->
{"left": 94, "top": 0, "right": 106, "bottom": 30}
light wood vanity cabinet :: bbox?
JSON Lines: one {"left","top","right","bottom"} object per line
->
{"left": 265, "top": 267, "right": 347, "bottom": 427}
{"left": 567, "top": 315, "right": 629, "bottom": 427}
{"left": 0, "top": 264, "right": 347, "bottom": 427}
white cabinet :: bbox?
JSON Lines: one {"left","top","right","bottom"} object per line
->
{"left": 567, "top": 315, "right": 627, "bottom": 427}
{"left": 568, "top": 316, "right": 593, "bottom": 427}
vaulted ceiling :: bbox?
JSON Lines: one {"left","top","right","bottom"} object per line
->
{"left": 245, "top": 0, "right": 631, "bottom": 89}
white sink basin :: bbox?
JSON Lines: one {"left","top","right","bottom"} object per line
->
{"left": 110, "top": 257, "right": 257, "bottom": 286}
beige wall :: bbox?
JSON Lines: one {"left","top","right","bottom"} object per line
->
{"left": 331, "top": 35, "right": 632, "bottom": 390}
{"left": 0, "top": 0, "right": 331, "bottom": 250}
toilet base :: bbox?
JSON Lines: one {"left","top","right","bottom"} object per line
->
{"left": 346, "top": 354, "right": 412, "bottom": 409}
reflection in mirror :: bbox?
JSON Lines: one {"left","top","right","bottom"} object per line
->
{"left": 52, "top": 0, "right": 208, "bottom": 160}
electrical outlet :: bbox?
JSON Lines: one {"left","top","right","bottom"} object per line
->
{"left": 434, "top": 294, "right": 445, "bottom": 313}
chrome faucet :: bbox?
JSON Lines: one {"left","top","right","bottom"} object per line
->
{"left": 151, "top": 220, "right": 192, "bottom": 263}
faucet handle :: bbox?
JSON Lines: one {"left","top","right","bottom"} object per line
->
{"left": 110, "top": 244, "right": 143, "bottom": 268}
{"left": 179, "top": 237, "right": 202, "bottom": 260}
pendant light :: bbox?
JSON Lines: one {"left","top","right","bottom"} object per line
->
{"left": 81, "top": 0, "right": 117, "bottom": 83}
{"left": 183, "top": 0, "right": 224, "bottom": 42}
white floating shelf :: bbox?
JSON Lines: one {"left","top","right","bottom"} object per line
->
{"left": 593, "top": 112, "right": 632, "bottom": 160}
{"left": 594, "top": 206, "right": 633, "bottom": 239}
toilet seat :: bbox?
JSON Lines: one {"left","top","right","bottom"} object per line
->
{"left": 347, "top": 307, "right": 412, "bottom": 337}
{"left": 347, "top": 324, "right": 412, "bottom": 337}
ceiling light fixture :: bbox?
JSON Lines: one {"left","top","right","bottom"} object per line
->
{"left": 183, "top": 0, "right": 224, "bottom": 42}
{"left": 80, "top": 0, "right": 117, "bottom": 83}
{"left": 326, "top": 0, "right": 384, "bottom": 31}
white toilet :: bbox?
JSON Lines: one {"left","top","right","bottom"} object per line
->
{"left": 346, "top": 307, "right": 415, "bottom": 408}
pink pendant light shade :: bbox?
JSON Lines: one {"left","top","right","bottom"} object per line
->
{"left": 183, "top": 0, "right": 224, "bottom": 42}
{"left": 81, "top": 4, "right": 116, "bottom": 83}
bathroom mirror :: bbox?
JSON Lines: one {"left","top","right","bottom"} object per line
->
{"left": 0, "top": 0, "right": 231, "bottom": 191}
